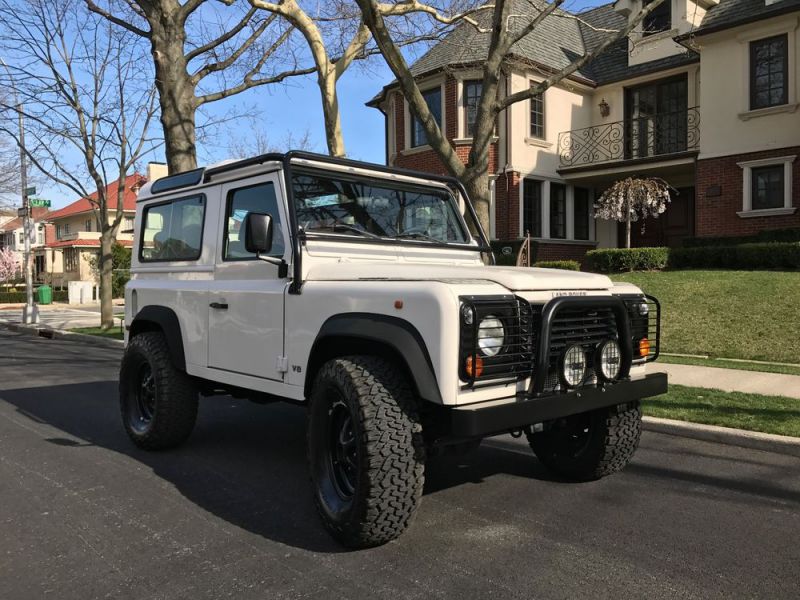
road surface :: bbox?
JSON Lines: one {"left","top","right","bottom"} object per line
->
{"left": 0, "top": 330, "right": 797, "bottom": 599}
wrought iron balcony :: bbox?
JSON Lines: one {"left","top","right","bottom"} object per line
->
{"left": 558, "top": 107, "right": 700, "bottom": 169}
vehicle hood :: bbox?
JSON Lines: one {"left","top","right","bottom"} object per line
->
{"left": 304, "top": 263, "right": 612, "bottom": 291}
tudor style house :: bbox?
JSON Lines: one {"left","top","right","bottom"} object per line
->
{"left": 368, "top": 0, "right": 799, "bottom": 260}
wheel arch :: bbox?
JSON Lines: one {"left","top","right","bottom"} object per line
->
{"left": 129, "top": 305, "right": 186, "bottom": 372}
{"left": 304, "top": 313, "right": 443, "bottom": 404}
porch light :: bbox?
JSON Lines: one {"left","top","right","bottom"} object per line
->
{"left": 598, "top": 98, "right": 610, "bottom": 118}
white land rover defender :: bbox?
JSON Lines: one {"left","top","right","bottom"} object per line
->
{"left": 122, "top": 151, "right": 667, "bottom": 548}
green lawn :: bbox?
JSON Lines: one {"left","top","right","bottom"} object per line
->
{"left": 70, "top": 326, "right": 124, "bottom": 341}
{"left": 644, "top": 385, "right": 800, "bottom": 438}
{"left": 610, "top": 270, "right": 800, "bottom": 364}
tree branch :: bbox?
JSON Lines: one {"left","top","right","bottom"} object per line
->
{"left": 84, "top": 0, "right": 150, "bottom": 37}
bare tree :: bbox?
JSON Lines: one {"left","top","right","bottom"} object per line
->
{"left": 355, "top": 0, "right": 669, "bottom": 235}
{"left": 0, "top": 0, "right": 160, "bottom": 328}
{"left": 86, "top": 0, "right": 317, "bottom": 173}
{"left": 226, "top": 119, "right": 314, "bottom": 158}
{"left": 248, "top": 1, "right": 486, "bottom": 157}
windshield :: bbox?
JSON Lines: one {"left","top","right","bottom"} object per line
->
{"left": 292, "top": 170, "right": 470, "bottom": 244}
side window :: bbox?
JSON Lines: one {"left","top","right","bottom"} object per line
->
{"left": 140, "top": 195, "right": 205, "bottom": 262}
{"left": 223, "top": 182, "right": 285, "bottom": 260}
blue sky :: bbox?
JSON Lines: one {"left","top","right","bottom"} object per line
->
{"left": 29, "top": 0, "right": 607, "bottom": 210}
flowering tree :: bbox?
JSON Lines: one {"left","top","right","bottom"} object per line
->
{"left": 0, "top": 247, "right": 19, "bottom": 283}
{"left": 594, "top": 177, "right": 672, "bottom": 248}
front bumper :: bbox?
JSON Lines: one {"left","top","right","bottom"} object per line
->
{"left": 448, "top": 372, "right": 667, "bottom": 438}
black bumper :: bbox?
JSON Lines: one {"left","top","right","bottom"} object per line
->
{"left": 449, "top": 373, "right": 668, "bottom": 438}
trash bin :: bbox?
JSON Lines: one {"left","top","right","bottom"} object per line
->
{"left": 37, "top": 285, "right": 52, "bottom": 305}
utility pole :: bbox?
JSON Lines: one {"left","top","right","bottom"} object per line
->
{"left": 1, "top": 57, "right": 38, "bottom": 323}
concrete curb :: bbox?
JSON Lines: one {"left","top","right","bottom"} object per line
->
{"left": 0, "top": 321, "right": 124, "bottom": 350}
{"left": 643, "top": 416, "right": 800, "bottom": 458}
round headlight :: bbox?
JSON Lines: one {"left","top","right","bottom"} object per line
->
{"left": 637, "top": 302, "right": 649, "bottom": 317}
{"left": 478, "top": 315, "right": 505, "bottom": 357}
{"left": 561, "top": 344, "right": 587, "bottom": 387}
{"left": 597, "top": 339, "right": 622, "bottom": 381}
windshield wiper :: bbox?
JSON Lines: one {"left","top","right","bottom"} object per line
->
{"left": 395, "top": 231, "right": 441, "bottom": 243}
{"left": 330, "top": 223, "right": 381, "bottom": 239}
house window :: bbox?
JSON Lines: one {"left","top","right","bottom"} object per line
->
{"left": 522, "top": 179, "right": 542, "bottom": 237}
{"left": 463, "top": 80, "right": 481, "bottom": 138}
{"left": 751, "top": 166, "right": 784, "bottom": 210}
{"left": 530, "top": 91, "right": 544, "bottom": 139}
{"left": 64, "top": 248, "right": 79, "bottom": 272}
{"left": 124, "top": 216, "right": 134, "bottom": 231}
{"left": 643, "top": 0, "right": 671, "bottom": 36}
{"left": 737, "top": 155, "right": 796, "bottom": 216}
{"left": 410, "top": 86, "right": 442, "bottom": 148}
{"left": 18, "top": 232, "right": 24, "bottom": 245}
{"left": 750, "top": 35, "right": 788, "bottom": 110}
{"left": 56, "top": 224, "right": 61, "bottom": 239}
{"left": 85, "top": 219, "right": 93, "bottom": 232}
{"left": 574, "top": 187, "right": 590, "bottom": 241}
{"left": 37, "top": 231, "right": 43, "bottom": 245}
{"left": 64, "top": 223, "right": 70, "bottom": 235}
{"left": 550, "top": 183, "right": 566, "bottom": 239}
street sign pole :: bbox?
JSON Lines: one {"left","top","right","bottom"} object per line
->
{"left": 18, "top": 100, "right": 37, "bottom": 324}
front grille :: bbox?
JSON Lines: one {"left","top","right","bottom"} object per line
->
{"left": 533, "top": 305, "right": 618, "bottom": 393}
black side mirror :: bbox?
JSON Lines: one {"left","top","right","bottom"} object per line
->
{"left": 244, "top": 212, "right": 273, "bottom": 255}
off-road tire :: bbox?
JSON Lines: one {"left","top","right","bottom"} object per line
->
{"left": 119, "top": 331, "right": 198, "bottom": 450}
{"left": 527, "top": 401, "right": 641, "bottom": 482}
{"left": 308, "top": 356, "right": 425, "bottom": 548}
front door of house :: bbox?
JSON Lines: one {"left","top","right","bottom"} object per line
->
{"left": 628, "top": 186, "right": 695, "bottom": 247}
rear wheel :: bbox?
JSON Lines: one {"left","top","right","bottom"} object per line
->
{"left": 119, "top": 332, "right": 198, "bottom": 450}
{"left": 527, "top": 401, "right": 641, "bottom": 481}
{"left": 308, "top": 356, "right": 425, "bottom": 548}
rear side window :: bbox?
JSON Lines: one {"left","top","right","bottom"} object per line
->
{"left": 223, "top": 182, "right": 285, "bottom": 260}
{"left": 140, "top": 195, "right": 205, "bottom": 262}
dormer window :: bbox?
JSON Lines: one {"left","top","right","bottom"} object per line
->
{"left": 642, "top": 0, "right": 671, "bottom": 36}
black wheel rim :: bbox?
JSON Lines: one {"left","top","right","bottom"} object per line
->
{"left": 327, "top": 396, "right": 358, "bottom": 500}
{"left": 131, "top": 362, "right": 156, "bottom": 432}
{"left": 552, "top": 413, "right": 593, "bottom": 459}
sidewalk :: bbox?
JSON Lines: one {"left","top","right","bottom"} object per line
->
{"left": 651, "top": 362, "right": 800, "bottom": 399}
{"left": 0, "top": 303, "right": 124, "bottom": 330}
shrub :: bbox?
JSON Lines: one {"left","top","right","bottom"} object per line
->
{"left": 670, "top": 242, "right": 800, "bottom": 270}
{"left": 586, "top": 247, "right": 669, "bottom": 273}
{"left": 684, "top": 228, "right": 800, "bottom": 247}
{"left": 534, "top": 260, "right": 580, "bottom": 271}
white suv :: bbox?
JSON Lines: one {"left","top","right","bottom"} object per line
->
{"left": 121, "top": 151, "right": 667, "bottom": 548}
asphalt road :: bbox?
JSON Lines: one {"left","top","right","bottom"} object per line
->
{"left": 0, "top": 330, "right": 798, "bottom": 600}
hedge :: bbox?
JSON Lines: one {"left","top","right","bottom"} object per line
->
{"left": 585, "top": 247, "right": 670, "bottom": 273}
{"left": 0, "top": 289, "right": 69, "bottom": 304}
{"left": 670, "top": 242, "right": 800, "bottom": 270}
{"left": 684, "top": 228, "right": 800, "bottom": 247}
{"left": 534, "top": 260, "right": 581, "bottom": 271}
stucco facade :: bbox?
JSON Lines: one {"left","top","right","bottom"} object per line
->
{"left": 369, "top": 0, "right": 800, "bottom": 260}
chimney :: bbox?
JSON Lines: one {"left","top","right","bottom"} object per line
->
{"left": 147, "top": 162, "right": 168, "bottom": 183}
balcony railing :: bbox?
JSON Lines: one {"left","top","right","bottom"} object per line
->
{"left": 558, "top": 107, "right": 700, "bottom": 169}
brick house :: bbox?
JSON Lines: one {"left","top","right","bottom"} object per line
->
{"left": 367, "top": 0, "right": 799, "bottom": 259}
{"left": 38, "top": 166, "right": 168, "bottom": 286}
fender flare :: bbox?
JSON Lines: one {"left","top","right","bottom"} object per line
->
{"left": 306, "top": 313, "right": 443, "bottom": 404}
{"left": 129, "top": 305, "right": 186, "bottom": 371}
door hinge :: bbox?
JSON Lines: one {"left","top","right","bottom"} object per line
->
{"left": 276, "top": 356, "right": 288, "bottom": 373}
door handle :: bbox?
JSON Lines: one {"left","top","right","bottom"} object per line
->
{"left": 209, "top": 302, "right": 228, "bottom": 310}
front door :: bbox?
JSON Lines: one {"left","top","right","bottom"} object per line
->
{"left": 207, "top": 172, "right": 290, "bottom": 380}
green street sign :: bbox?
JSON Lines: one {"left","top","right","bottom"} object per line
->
{"left": 29, "top": 198, "right": 51, "bottom": 208}
{"left": 25, "top": 186, "right": 36, "bottom": 196}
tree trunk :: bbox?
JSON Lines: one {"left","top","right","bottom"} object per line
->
{"left": 461, "top": 172, "right": 491, "bottom": 241}
{"left": 626, "top": 194, "right": 632, "bottom": 249}
{"left": 99, "top": 231, "right": 114, "bottom": 329}
{"left": 320, "top": 73, "right": 345, "bottom": 157}
{"left": 148, "top": 7, "right": 197, "bottom": 174}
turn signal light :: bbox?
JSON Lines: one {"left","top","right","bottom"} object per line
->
{"left": 639, "top": 338, "right": 651, "bottom": 357}
{"left": 465, "top": 355, "right": 484, "bottom": 378}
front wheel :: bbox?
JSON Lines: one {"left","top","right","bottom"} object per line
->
{"left": 119, "top": 332, "right": 198, "bottom": 450}
{"left": 527, "top": 401, "right": 642, "bottom": 481}
{"left": 308, "top": 356, "right": 425, "bottom": 548}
